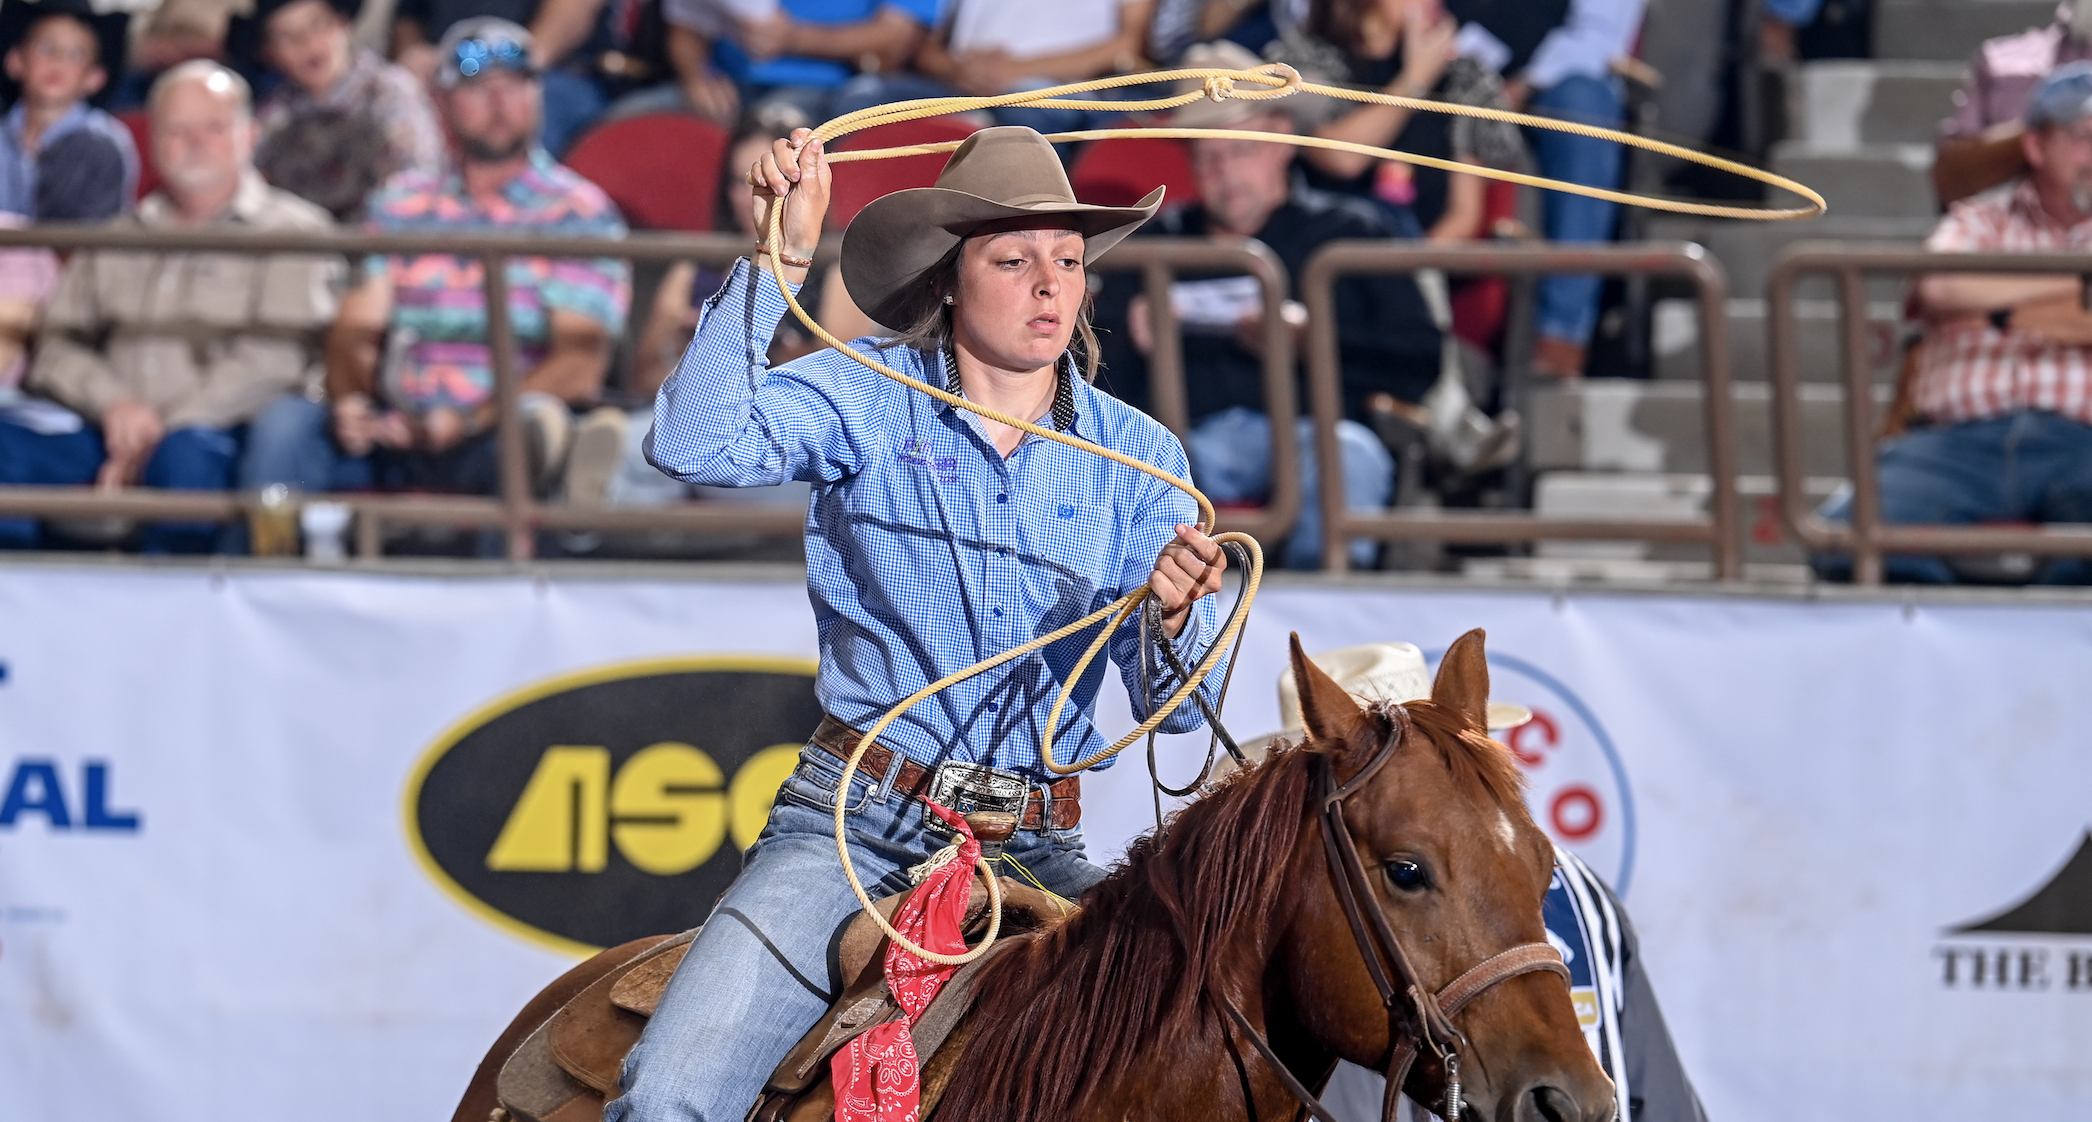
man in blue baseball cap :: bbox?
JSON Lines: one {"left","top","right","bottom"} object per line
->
{"left": 1814, "top": 60, "right": 2092, "bottom": 584}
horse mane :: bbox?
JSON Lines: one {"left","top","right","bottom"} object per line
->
{"left": 933, "top": 698, "right": 1528, "bottom": 1122}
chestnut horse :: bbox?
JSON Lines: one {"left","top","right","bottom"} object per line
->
{"left": 460, "top": 630, "right": 1612, "bottom": 1122}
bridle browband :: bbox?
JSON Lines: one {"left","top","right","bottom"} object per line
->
{"left": 1217, "top": 705, "right": 1571, "bottom": 1122}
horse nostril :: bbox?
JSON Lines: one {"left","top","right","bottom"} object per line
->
{"left": 1526, "top": 1084, "right": 1582, "bottom": 1122}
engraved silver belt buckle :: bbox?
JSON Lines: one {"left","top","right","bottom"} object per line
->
{"left": 923, "top": 760, "right": 1030, "bottom": 843}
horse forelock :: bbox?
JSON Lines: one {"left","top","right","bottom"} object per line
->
{"left": 1383, "top": 700, "right": 1532, "bottom": 816}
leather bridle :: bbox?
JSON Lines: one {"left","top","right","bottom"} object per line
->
{"left": 1217, "top": 706, "right": 1571, "bottom": 1122}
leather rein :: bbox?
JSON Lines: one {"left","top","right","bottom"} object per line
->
{"left": 1217, "top": 706, "right": 1571, "bottom": 1122}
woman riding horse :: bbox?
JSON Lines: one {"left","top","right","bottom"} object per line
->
{"left": 607, "top": 126, "right": 1231, "bottom": 1122}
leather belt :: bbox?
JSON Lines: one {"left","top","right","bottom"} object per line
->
{"left": 810, "top": 714, "right": 1082, "bottom": 832}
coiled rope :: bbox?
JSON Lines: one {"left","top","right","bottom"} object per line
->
{"left": 759, "top": 64, "right": 1823, "bottom": 964}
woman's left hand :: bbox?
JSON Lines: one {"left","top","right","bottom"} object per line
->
{"left": 1150, "top": 522, "right": 1226, "bottom": 638}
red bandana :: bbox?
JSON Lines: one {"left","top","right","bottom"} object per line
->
{"left": 831, "top": 803, "right": 979, "bottom": 1122}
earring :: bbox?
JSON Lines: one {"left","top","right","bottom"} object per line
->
{"left": 942, "top": 294, "right": 955, "bottom": 305}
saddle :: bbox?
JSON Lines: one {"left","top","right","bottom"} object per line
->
{"left": 489, "top": 874, "right": 1072, "bottom": 1122}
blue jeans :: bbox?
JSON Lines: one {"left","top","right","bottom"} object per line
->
{"left": 542, "top": 69, "right": 611, "bottom": 157}
{"left": 1811, "top": 411, "right": 2092, "bottom": 584}
{"left": 241, "top": 394, "right": 373, "bottom": 493}
{"left": 1186, "top": 407, "right": 1393, "bottom": 570}
{"left": 1525, "top": 75, "right": 1625, "bottom": 346}
{"left": 607, "top": 745, "right": 1106, "bottom": 1122}
{"left": 0, "top": 414, "right": 241, "bottom": 552}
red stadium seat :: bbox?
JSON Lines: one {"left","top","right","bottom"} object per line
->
{"left": 564, "top": 113, "right": 731, "bottom": 231}
{"left": 116, "top": 109, "right": 160, "bottom": 203}
{"left": 1449, "top": 177, "right": 1524, "bottom": 355}
{"left": 1068, "top": 136, "right": 1199, "bottom": 208}
{"left": 825, "top": 115, "right": 982, "bottom": 231}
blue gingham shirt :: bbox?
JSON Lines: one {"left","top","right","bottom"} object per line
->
{"left": 647, "top": 259, "right": 1223, "bottom": 778}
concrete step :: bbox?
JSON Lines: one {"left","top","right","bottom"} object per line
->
{"left": 1641, "top": 215, "right": 1932, "bottom": 300}
{"left": 1872, "top": 0, "right": 2057, "bottom": 61}
{"left": 1784, "top": 60, "right": 1966, "bottom": 146}
{"left": 1770, "top": 141, "right": 1937, "bottom": 218}
{"left": 1529, "top": 470, "right": 1845, "bottom": 566}
{"left": 1652, "top": 296, "right": 1915, "bottom": 383}
{"left": 1525, "top": 378, "right": 1892, "bottom": 477}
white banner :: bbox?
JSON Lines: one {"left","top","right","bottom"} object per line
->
{"left": 2, "top": 563, "right": 2088, "bottom": 1121}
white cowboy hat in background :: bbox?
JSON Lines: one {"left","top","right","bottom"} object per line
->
{"left": 1224, "top": 642, "right": 1532, "bottom": 771}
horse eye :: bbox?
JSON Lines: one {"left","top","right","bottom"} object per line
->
{"left": 1384, "top": 859, "right": 1429, "bottom": 892}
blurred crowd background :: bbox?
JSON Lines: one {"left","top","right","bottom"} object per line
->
{"left": 0, "top": 0, "right": 2081, "bottom": 582}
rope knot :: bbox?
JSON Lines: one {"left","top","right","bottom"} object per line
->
{"left": 1203, "top": 75, "right": 1236, "bottom": 102}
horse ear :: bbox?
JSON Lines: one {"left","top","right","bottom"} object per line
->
{"left": 1431, "top": 628, "right": 1491, "bottom": 731}
{"left": 1291, "top": 631, "right": 1362, "bottom": 742}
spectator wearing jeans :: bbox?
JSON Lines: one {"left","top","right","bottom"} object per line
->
{"left": 0, "top": 61, "right": 340, "bottom": 553}
{"left": 1110, "top": 53, "right": 1442, "bottom": 569}
{"left": 250, "top": 18, "right": 629, "bottom": 503}
{"left": 1283, "top": 0, "right": 1523, "bottom": 241}
{"left": 0, "top": 0, "right": 138, "bottom": 217}
{"left": 914, "top": 0, "right": 1155, "bottom": 133}
{"left": 646, "top": 0, "right": 941, "bottom": 128}
{"left": 1455, "top": 0, "right": 1642, "bottom": 377}
{"left": 1933, "top": 1, "right": 2092, "bottom": 207}
{"left": 252, "top": 0, "right": 445, "bottom": 220}
{"left": 1815, "top": 63, "right": 2092, "bottom": 585}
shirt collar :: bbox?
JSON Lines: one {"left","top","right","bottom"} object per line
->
{"left": 934, "top": 345, "right": 1082, "bottom": 436}
{"left": 438, "top": 147, "right": 558, "bottom": 207}
{"left": 138, "top": 169, "right": 274, "bottom": 226}
{"left": 5, "top": 101, "right": 90, "bottom": 150}
{"left": 2010, "top": 175, "right": 2092, "bottom": 236}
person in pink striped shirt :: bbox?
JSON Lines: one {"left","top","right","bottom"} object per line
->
{"left": 1814, "top": 62, "right": 2092, "bottom": 584}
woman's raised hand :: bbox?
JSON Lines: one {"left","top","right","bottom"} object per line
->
{"left": 750, "top": 127, "right": 831, "bottom": 273}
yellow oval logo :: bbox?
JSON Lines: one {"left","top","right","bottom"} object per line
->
{"left": 403, "top": 655, "right": 819, "bottom": 955}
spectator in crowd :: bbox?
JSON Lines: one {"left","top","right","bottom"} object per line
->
{"left": 252, "top": 0, "right": 444, "bottom": 220}
{"left": 915, "top": 0, "right": 1155, "bottom": 132}
{"left": 0, "top": 126, "right": 137, "bottom": 402}
{"left": 0, "top": 61, "right": 340, "bottom": 553}
{"left": 250, "top": 18, "right": 628, "bottom": 505}
{"left": 1453, "top": 0, "right": 1645, "bottom": 378}
{"left": 643, "top": 0, "right": 939, "bottom": 129}
{"left": 1816, "top": 64, "right": 2092, "bottom": 585}
{"left": 1934, "top": 0, "right": 2092, "bottom": 207}
{"left": 1277, "top": 0, "right": 1524, "bottom": 242}
{"left": 0, "top": 0, "right": 138, "bottom": 217}
{"left": 392, "top": 0, "right": 628, "bottom": 154}
{"left": 1105, "top": 46, "right": 1442, "bottom": 569}
{"left": 1148, "top": 0, "right": 1295, "bottom": 64}
{"left": 125, "top": 0, "right": 257, "bottom": 100}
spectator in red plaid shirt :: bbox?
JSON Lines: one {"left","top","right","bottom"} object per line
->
{"left": 1815, "top": 62, "right": 2092, "bottom": 584}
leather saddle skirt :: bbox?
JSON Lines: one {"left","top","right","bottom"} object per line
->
{"left": 490, "top": 876, "right": 1072, "bottom": 1122}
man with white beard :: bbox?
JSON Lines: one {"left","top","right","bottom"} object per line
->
{"left": 0, "top": 60, "right": 339, "bottom": 553}
{"left": 1813, "top": 63, "right": 2092, "bottom": 584}
{"left": 1935, "top": 0, "right": 2092, "bottom": 206}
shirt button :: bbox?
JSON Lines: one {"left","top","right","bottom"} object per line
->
{"left": 998, "top": 547, "right": 1010, "bottom": 557}
{"left": 985, "top": 702, "right": 1000, "bottom": 712}
{"left": 996, "top": 493, "right": 1008, "bottom": 503}
{"left": 991, "top": 607, "right": 1003, "bottom": 617}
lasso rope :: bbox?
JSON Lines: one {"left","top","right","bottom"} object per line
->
{"left": 765, "top": 64, "right": 1823, "bottom": 964}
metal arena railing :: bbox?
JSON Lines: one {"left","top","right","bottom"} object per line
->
{"left": 1299, "top": 241, "right": 1741, "bottom": 577}
{"left": 1767, "top": 243, "right": 2092, "bottom": 585}
{"left": 0, "top": 228, "right": 1299, "bottom": 559}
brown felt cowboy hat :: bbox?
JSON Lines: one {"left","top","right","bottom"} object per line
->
{"left": 840, "top": 126, "right": 1165, "bottom": 328}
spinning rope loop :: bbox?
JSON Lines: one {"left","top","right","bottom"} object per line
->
{"left": 770, "top": 64, "right": 1823, "bottom": 965}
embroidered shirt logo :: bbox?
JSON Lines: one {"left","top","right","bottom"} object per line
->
{"left": 898, "top": 438, "right": 929, "bottom": 466}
